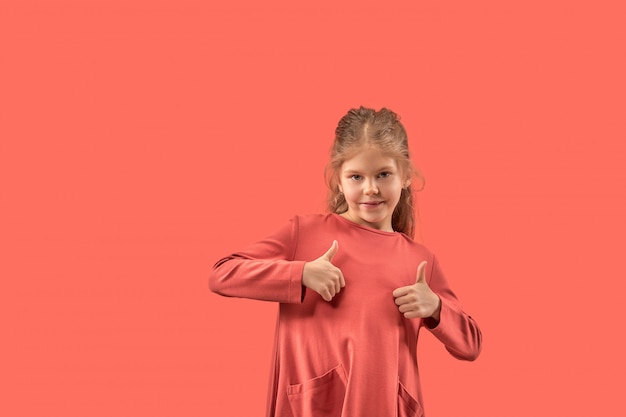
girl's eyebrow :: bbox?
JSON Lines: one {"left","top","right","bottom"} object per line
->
{"left": 343, "top": 166, "right": 395, "bottom": 174}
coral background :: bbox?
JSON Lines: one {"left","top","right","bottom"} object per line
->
{"left": 2, "top": 1, "right": 625, "bottom": 415}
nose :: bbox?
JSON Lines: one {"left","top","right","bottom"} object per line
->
{"left": 363, "top": 179, "right": 379, "bottom": 195}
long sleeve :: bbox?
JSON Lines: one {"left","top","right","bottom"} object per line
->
{"left": 425, "top": 256, "right": 482, "bottom": 361}
{"left": 209, "top": 217, "right": 306, "bottom": 304}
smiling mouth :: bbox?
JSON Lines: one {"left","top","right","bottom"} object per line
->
{"left": 360, "top": 201, "right": 384, "bottom": 206}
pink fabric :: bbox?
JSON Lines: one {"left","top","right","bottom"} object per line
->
{"left": 210, "top": 214, "right": 482, "bottom": 417}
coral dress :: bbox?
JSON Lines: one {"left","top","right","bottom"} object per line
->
{"left": 210, "top": 214, "right": 481, "bottom": 417}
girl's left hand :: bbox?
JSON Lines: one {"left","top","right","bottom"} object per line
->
{"left": 392, "top": 261, "right": 441, "bottom": 321}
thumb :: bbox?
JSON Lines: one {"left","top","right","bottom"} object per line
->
{"left": 415, "top": 261, "right": 428, "bottom": 284}
{"left": 321, "top": 240, "right": 338, "bottom": 262}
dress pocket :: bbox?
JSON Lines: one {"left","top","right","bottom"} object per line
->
{"left": 287, "top": 364, "right": 347, "bottom": 417}
{"left": 398, "top": 381, "right": 424, "bottom": 417}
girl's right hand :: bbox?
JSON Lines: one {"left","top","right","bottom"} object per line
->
{"left": 302, "top": 240, "right": 345, "bottom": 301}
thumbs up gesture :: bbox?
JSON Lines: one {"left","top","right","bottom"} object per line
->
{"left": 392, "top": 261, "right": 442, "bottom": 320}
{"left": 302, "top": 240, "right": 346, "bottom": 301}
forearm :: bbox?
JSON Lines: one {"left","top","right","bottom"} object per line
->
{"left": 209, "top": 255, "right": 306, "bottom": 303}
{"left": 427, "top": 298, "right": 482, "bottom": 361}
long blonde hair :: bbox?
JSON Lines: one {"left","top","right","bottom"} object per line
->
{"left": 324, "top": 106, "right": 424, "bottom": 238}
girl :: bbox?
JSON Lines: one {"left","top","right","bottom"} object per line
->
{"left": 209, "top": 107, "right": 482, "bottom": 417}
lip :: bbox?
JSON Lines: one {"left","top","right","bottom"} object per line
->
{"left": 360, "top": 200, "right": 384, "bottom": 206}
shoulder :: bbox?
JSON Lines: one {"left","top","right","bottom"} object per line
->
{"left": 396, "top": 232, "right": 437, "bottom": 260}
{"left": 287, "top": 213, "right": 338, "bottom": 230}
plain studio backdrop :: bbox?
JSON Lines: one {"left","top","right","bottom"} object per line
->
{"left": 1, "top": 1, "right": 625, "bottom": 416}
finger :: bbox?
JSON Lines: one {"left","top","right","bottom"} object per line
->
{"left": 398, "top": 304, "right": 414, "bottom": 314}
{"left": 322, "top": 240, "right": 339, "bottom": 262}
{"left": 333, "top": 276, "right": 341, "bottom": 295}
{"left": 338, "top": 269, "right": 346, "bottom": 288}
{"left": 392, "top": 285, "right": 412, "bottom": 298}
{"left": 328, "top": 284, "right": 337, "bottom": 299}
{"left": 415, "top": 261, "right": 428, "bottom": 284}
{"left": 394, "top": 294, "right": 410, "bottom": 306}
{"left": 404, "top": 311, "right": 421, "bottom": 319}
{"left": 324, "top": 285, "right": 335, "bottom": 301}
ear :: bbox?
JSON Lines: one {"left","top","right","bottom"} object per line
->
{"left": 403, "top": 179, "right": 412, "bottom": 188}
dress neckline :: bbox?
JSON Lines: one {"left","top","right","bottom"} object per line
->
{"left": 330, "top": 213, "right": 400, "bottom": 237}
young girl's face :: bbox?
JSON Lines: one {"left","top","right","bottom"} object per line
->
{"left": 338, "top": 147, "right": 407, "bottom": 232}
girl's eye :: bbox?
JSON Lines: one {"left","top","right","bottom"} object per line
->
{"left": 378, "top": 172, "right": 391, "bottom": 178}
{"left": 350, "top": 175, "right": 362, "bottom": 181}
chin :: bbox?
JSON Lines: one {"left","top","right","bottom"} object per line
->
{"left": 363, "top": 217, "right": 390, "bottom": 228}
